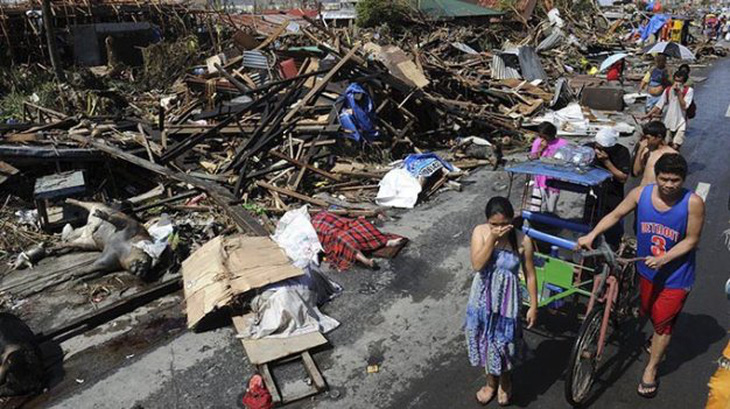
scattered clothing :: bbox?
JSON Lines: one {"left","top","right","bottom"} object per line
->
{"left": 465, "top": 248, "right": 524, "bottom": 376}
{"left": 312, "top": 212, "right": 400, "bottom": 271}
{"left": 338, "top": 83, "right": 379, "bottom": 143}
{"left": 242, "top": 264, "right": 342, "bottom": 339}
{"left": 402, "top": 153, "right": 456, "bottom": 178}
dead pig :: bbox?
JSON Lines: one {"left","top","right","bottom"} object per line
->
{"left": 0, "top": 313, "right": 44, "bottom": 397}
{"left": 55, "top": 199, "right": 156, "bottom": 281}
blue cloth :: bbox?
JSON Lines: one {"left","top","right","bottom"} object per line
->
{"left": 403, "top": 153, "right": 455, "bottom": 178}
{"left": 465, "top": 249, "right": 523, "bottom": 375}
{"left": 641, "top": 14, "right": 670, "bottom": 41}
{"left": 636, "top": 184, "right": 696, "bottom": 289}
{"left": 337, "top": 83, "right": 379, "bottom": 143}
{"left": 645, "top": 68, "right": 668, "bottom": 111}
{"left": 506, "top": 161, "right": 612, "bottom": 187}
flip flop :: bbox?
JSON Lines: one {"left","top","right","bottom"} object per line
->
{"left": 637, "top": 380, "right": 659, "bottom": 399}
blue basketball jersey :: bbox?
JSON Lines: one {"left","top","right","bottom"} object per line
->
{"left": 636, "top": 184, "right": 695, "bottom": 289}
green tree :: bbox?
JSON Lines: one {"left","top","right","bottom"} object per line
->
{"left": 356, "top": 0, "right": 410, "bottom": 28}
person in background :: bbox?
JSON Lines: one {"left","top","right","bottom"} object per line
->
{"left": 466, "top": 197, "right": 538, "bottom": 406}
{"left": 640, "top": 54, "right": 671, "bottom": 113}
{"left": 644, "top": 70, "right": 694, "bottom": 150}
{"left": 529, "top": 122, "right": 567, "bottom": 213}
{"left": 633, "top": 121, "right": 677, "bottom": 186}
{"left": 584, "top": 128, "right": 631, "bottom": 248}
{"left": 578, "top": 154, "right": 705, "bottom": 399}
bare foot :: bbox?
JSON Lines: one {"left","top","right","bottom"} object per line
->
{"left": 476, "top": 385, "right": 496, "bottom": 405}
{"left": 386, "top": 237, "right": 405, "bottom": 247}
{"left": 498, "top": 375, "right": 512, "bottom": 406}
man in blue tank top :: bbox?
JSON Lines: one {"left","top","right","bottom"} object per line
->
{"left": 577, "top": 153, "right": 705, "bottom": 399}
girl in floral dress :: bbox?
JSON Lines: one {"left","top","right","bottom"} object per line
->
{"left": 466, "top": 197, "right": 538, "bottom": 406}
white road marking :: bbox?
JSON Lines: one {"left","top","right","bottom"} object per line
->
{"left": 726, "top": 104, "right": 730, "bottom": 117}
{"left": 695, "top": 182, "right": 711, "bottom": 202}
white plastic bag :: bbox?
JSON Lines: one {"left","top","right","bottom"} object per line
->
{"left": 271, "top": 206, "right": 323, "bottom": 268}
{"left": 376, "top": 168, "right": 422, "bottom": 209}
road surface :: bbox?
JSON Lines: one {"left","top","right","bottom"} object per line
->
{"left": 41, "top": 58, "right": 730, "bottom": 409}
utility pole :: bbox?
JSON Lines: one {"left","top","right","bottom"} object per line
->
{"left": 41, "top": 0, "right": 66, "bottom": 83}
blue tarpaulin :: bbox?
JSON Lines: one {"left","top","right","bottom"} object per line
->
{"left": 505, "top": 161, "right": 612, "bottom": 187}
{"left": 403, "top": 153, "right": 455, "bottom": 178}
{"left": 641, "top": 14, "right": 669, "bottom": 41}
{"left": 337, "top": 83, "right": 379, "bottom": 143}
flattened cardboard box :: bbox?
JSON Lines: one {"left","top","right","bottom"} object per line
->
{"left": 182, "top": 235, "right": 303, "bottom": 329}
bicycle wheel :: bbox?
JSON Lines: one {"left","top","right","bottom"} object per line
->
{"left": 565, "top": 305, "right": 605, "bottom": 407}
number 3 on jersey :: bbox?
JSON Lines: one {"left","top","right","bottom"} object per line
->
{"left": 651, "top": 235, "right": 667, "bottom": 256}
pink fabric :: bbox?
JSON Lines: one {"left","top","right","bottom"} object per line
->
{"left": 530, "top": 137, "right": 568, "bottom": 189}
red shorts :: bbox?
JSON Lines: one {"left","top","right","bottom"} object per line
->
{"left": 639, "top": 276, "right": 689, "bottom": 335}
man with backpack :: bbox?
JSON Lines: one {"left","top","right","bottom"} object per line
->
{"left": 642, "top": 70, "right": 695, "bottom": 150}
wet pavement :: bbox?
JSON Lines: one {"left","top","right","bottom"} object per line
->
{"left": 35, "top": 57, "right": 730, "bottom": 409}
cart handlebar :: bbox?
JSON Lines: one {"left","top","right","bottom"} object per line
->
{"left": 521, "top": 225, "right": 619, "bottom": 267}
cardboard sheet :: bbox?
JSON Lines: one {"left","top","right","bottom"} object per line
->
{"left": 182, "top": 235, "right": 303, "bottom": 329}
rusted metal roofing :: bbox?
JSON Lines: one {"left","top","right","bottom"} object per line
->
{"left": 228, "top": 10, "right": 315, "bottom": 36}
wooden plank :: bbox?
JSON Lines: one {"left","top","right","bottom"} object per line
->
{"left": 302, "top": 351, "right": 327, "bottom": 390}
{"left": 269, "top": 150, "right": 342, "bottom": 182}
{"left": 259, "top": 363, "right": 282, "bottom": 404}
{"left": 233, "top": 316, "right": 327, "bottom": 365}
{"left": 0, "top": 161, "right": 19, "bottom": 185}
{"left": 36, "top": 277, "right": 182, "bottom": 343}
{"left": 281, "top": 44, "right": 361, "bottom": 124}
{"left": 254, "top": 20, "right": 289, "bottom": 51}
{"left": 69, "top": 135, "right": 268, "bottom": 236}
{"left": 255, "top": 181, "right": 328, "bottom": 207}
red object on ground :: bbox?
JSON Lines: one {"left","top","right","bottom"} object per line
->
{"left": 241, "top": 374, "right": 273, "bottom": 409}
{"left": 311, "top": 211, "right": 400, "bottom": 271}
{"left": 606, "top": 60, "right": 623, "bottom": 81}
{"left": 279, "top": 58, "right": 298, "bottom": 79}
{"left": 639, "top": 276, "right": 689, "bottom": 335}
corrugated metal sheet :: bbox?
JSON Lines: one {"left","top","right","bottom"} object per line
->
{"left": 228, "top": 11, "right": 312, "bottom": 36}
{"left": 242, "top": 50, "right": 270, "bottom": 70}
{"left": 536, "top": 28, "right": 564, "bottom": 52}
{"left": 491, "top": 53, "right": 520, "bottom": 80}
{"left": 517, "top": 46, "right": 547, "bottom": 81}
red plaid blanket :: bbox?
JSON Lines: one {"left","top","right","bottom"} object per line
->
{"left": 311, "top": 212, "right": 399, "bottom": 271}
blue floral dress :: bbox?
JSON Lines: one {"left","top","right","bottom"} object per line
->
{"left": 465, "top": 248, "right": 523, "bottom": 375}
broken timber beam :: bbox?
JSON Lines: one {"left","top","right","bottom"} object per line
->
{"left": 255, "top": 181, "right": 328, "bottom": 208}
{"left": 269, "top": 150, "right": 341, "bottom": 182}
{"left": 281, "top": 44, "right": 361, "bottom": 124}
{"left": 69, "top": 135, "right": 268, "bottom": 236}
{"left": 36, "top": 277, "right": 182, "bottom": 343}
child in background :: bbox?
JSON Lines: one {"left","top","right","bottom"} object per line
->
{"left": 529, "top": 122, "right": 567, "bottom": 213}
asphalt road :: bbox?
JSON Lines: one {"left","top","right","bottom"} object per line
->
{"left": 41, "top": 58, "right": 730, "bottom": 409}
{"left": 379, "top": 58, "right": 730, "bottom": 409}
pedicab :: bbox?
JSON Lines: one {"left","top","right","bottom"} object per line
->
{"left": 505, "top": 159, "right": 641, "bottom": 407}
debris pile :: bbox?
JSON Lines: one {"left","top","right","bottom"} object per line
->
{"left": 0, "top": 0, "right": 721, "bottom": 404}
